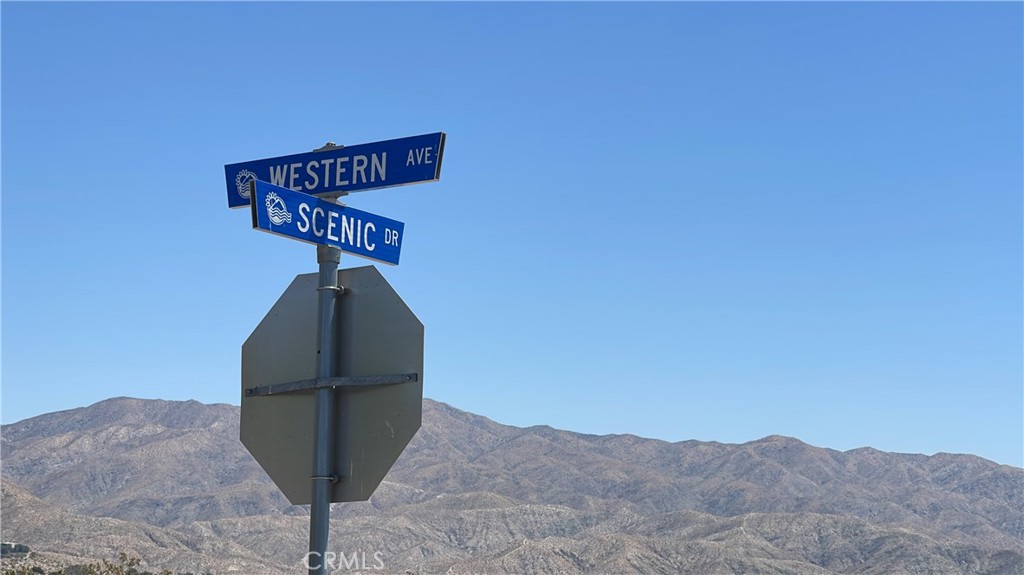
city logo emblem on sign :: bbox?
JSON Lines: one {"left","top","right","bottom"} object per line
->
{"left": 265, "top": 192, "right": 293, "bottom": 226}
{"left": 236, "top": 169, "right": 256, "bottom": 198}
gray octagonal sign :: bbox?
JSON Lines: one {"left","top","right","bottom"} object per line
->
{"left": 241, "top": 265, "right": 423, "bottom": 504}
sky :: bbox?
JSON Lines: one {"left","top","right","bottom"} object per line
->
{"left": 2, "top": 2, "right": 1021, "bottom": 467}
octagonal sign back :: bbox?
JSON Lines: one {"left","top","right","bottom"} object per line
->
{"left": 241, "top": 265, "right": 423, "bottom": 504}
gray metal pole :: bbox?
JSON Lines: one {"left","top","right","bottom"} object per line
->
{"left": 309, "top": 242, "right": 341, "bottom": 575}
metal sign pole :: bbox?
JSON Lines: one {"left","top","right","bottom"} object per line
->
{"left": 234, "top": 135, "right": 435, "bottom": 567}
{"left": 309, "top": 242, "right": 341, "bottom": 575}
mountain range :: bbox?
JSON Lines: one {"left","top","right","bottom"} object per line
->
{"left": 1, "top": 397, "right": 1021, "bottom": 574}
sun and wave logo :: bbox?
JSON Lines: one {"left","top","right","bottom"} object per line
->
{"left": 236, "top": 169, "right": 256, "bottom": 199}
{"left": 265, "top": 192, "right": 293, "bottom": 226}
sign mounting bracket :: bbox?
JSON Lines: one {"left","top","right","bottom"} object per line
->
{"left": 244, "top": 373, "right": 419, "bottom": 397}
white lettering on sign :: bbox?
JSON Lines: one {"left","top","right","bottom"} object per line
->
{"left": 305, "top": 161, "right": 320, "bottom": 191}
{"left": 312, "top": 207, "right": 326, "bottom": 237}
{"left": 406, "top": 147, "right": 433, "bottom": 166}
{"left": 336, "top": 156, "right": 349, "bottom": 186}
{"left": 297, "top": 203, "right": 311, "bottom": 232}
{"left": 364, "top": 222, "right": 376, "bottom": 251}
{"left": 327, "top": 211, "right": 339, "bottom": 242}
{"left": 353, "top": 155, "right": 368, "bottom": 185}
{"left": 269, "top": 165, "right": 288, "bottom": 187}
{"left": 341, "top": 214, "right": 355, "bottom": 246}
{"left": 266, "top": 153, "right": 388, "bottom": 193}
{"left": 320, "top": 158, "right": 335, "bottom": 185}
{"left": 373, "top": 153, "right": 387, "bottom": 182}
{"left": 278, "top": 196, "right": 386, "bottom": 255}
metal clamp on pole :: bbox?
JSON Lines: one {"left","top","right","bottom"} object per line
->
{"left": 313, "top": 142, "right": 344, "bottom": 152}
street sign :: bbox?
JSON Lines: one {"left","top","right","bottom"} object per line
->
{"left": 240, "top": 266, "right": 424, "bottom": 504}
{"left": 225, "top": 132, "right": 445, "bottom": 208}
{"left": 250, "top": 180, "right": 405, "bottom": 266}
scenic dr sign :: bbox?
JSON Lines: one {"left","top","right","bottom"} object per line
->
{"left": 224, "top": 132, "right": 445, "bottom": 208}
{"left": 250, "top": 180, "right": 405, "bottom": 265}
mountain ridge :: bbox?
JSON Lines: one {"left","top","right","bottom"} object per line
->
{"left": 2, "top": 397, "right": 1021, "bottom": 574}
{"left": 3, "top": 395, "right": 1013, "bottom": 466}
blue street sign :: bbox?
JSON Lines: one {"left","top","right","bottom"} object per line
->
{"left": 250, "top": 180, "right": 405, "bottom": 266}
{"left": 225, "top": 132, "right": 445, "bottom": 209}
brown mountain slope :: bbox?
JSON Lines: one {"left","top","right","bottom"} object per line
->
{"left": 391, "top": 402, "right": 1022, "bottom": 549}
{"left": 0, "top": 481, "right": 284, "bottom": 574}
{"left": 1, "top": 399, "right": 297, "bottom": 525}
{"left": 4, "top": 480, "right": 1020, "bottom": 575}
{"left": 1, "top": 397, "right": 1022, "bottom": 574}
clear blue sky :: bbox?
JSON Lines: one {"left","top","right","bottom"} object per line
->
{"left": 2, "top": 2, "right": 1021, "bottom": 467}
